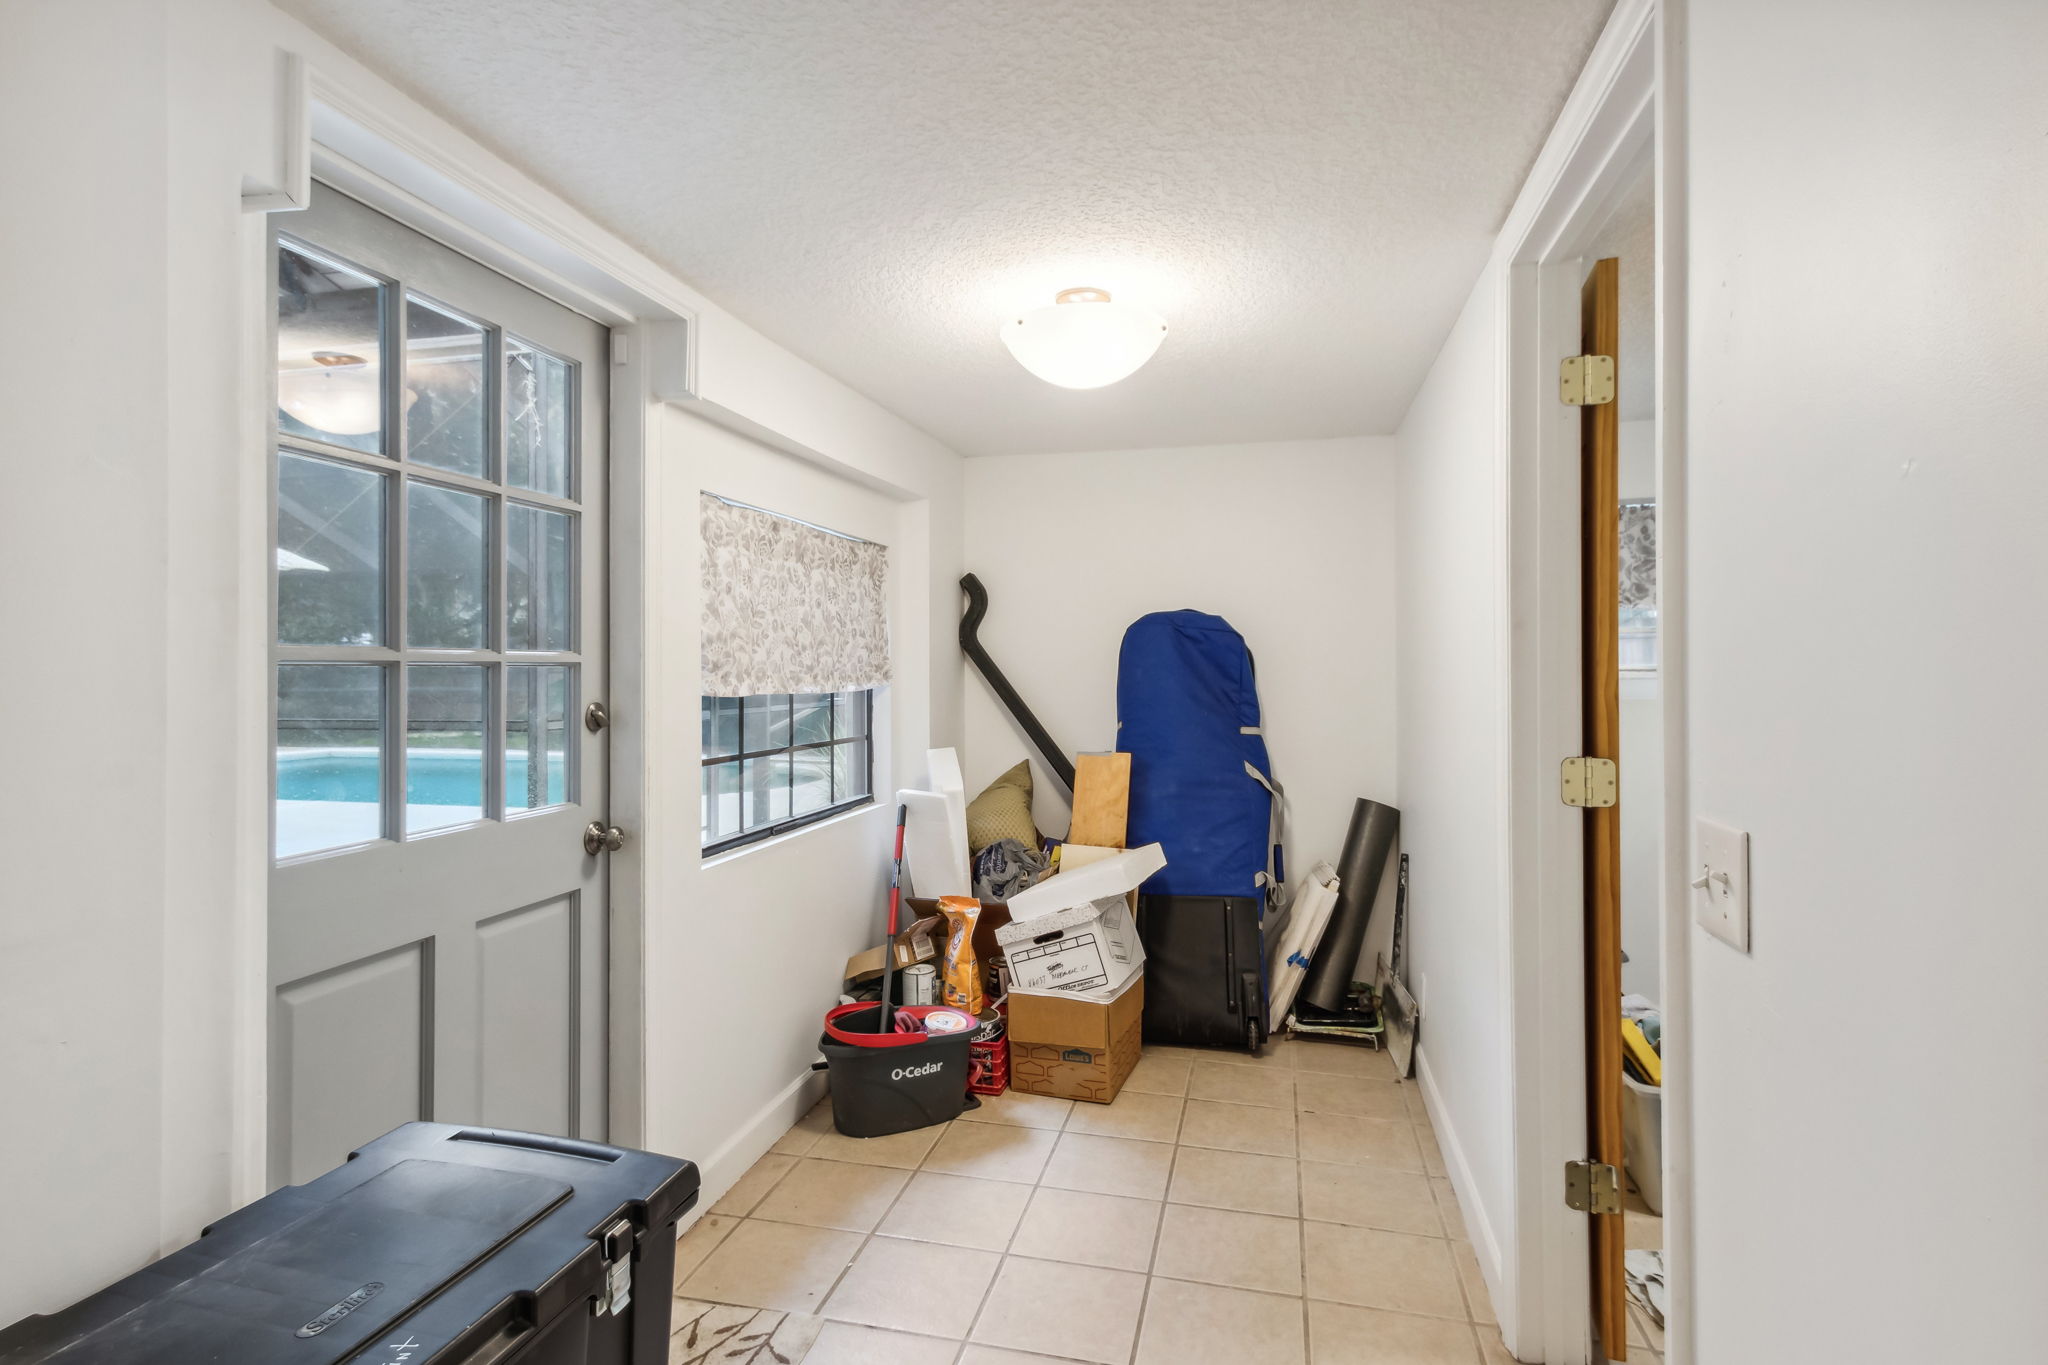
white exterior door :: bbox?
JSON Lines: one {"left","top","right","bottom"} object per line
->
{"left": 268, "top": 185, "right": 611, "bottom": 1186}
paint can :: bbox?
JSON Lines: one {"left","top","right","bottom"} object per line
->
{"left": 901, "top": 961, "right": 938, "bottom": 1007}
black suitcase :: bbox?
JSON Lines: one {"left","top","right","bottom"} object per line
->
{"left": 0, "top": 1123, "right": 698, "bottom": 1365}
{"left": 1137, "top": 893, "right": 1268, "bottom": 1051}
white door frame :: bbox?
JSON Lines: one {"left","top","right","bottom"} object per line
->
{"left": 302, "top": 84, "right": 692, "bottom": 1159}
{"left": 1495, "top": 1, "right": 1691, "bottom": 1361}
{"left": 235, "top": 56, "right": 703, "bottom": 1198}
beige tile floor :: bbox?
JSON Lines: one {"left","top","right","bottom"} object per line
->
{"left": 675, "top": 1038, "right": 1577, "bottom": 1365}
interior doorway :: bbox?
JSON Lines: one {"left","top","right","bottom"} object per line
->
{"left": 266, "top": 183, "right": 614, "bottom": 1185}
{"left": 1576, "top": 167, "right": 1666, "bottom": 1363}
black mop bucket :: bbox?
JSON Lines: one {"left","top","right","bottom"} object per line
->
{"left": 819, "top": 1003, "right": 974, "bottom": 1138}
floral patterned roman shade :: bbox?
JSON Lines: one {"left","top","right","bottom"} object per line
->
{"left": 700, "top": 493, "right": 891, "bottom": 697}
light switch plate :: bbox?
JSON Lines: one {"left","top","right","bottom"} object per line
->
{"left": 1694, "top": 817, "right": 1751, "bottom": 952}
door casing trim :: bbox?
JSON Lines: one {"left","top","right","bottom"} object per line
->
{"left": 1488, "top": 0, "right": 1694, "bottom": 1361}
{"left": 238, "top": 55, "right": 707, "bottom": 1200}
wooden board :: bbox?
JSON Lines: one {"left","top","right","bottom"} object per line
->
{"left": 1069, "top": 752, "right": 1132, "bottom": 849}
{"left": 1580, "top": 255, "right": 1629, "bottom": 1361}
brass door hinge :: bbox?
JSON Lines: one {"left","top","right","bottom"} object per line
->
{"left": 1560, "top": 756, "right": 1618, "bottom": 808}
{"left": 1565, "top": 1160, "right": 1622, "bottom": 1214}
{"left": 1560, "top": 354, "right": 1616, "bottom": 406}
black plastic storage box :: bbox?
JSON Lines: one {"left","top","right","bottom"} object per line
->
{"left": 0, "top": 1123, "right": 698, "bottom": 1365}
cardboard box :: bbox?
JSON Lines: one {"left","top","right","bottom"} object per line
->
{"left": 1056, "top": 842, "right": 1141, "bottom": 915}
{"left": 841, "top": 914, "right": 943, "bottom": 987}
{"left": 1008, "top": 843, "right": 1165, "bottom": 922}
{"left": 1007, "top": 974, "right": 1146, "bottom": 1104}
{"left": 994, "top": 894, "right": 1144, "bottom": 997}
{"left": 1068, "top": 752, "right": 1132, "bottom": 848}
{"left": 841, "top": 900, "right": 1013, "bottom": 990}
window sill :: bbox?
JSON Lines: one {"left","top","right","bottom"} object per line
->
{"left": 700, "top": 797, "right": 879, "bottom": 869}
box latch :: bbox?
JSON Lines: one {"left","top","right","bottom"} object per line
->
{"left": 592, "top": 1217, "right": 636, "bottom": 1316}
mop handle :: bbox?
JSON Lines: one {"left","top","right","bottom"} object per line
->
{"left": 887, "top": 803, "right": 908, "bottom": 933}
{"left": 876, "top": 804, "right": 908, "bottom": 1035}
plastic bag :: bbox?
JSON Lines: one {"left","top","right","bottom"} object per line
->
{"left": 936, "top": 895, "right": 985, "bottom": 1015}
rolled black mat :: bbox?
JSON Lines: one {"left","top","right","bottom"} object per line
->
{"left": 1299, "top": 798, "right": 1401, "bottom": 1013}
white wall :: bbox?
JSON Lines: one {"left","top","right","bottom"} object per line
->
{"left": 0, "top": 0, "right": 273, "bottom": 1323}
{"left": 959, "top": 438, "right": 1399, "bottom": 897}
{"left": 1391, "top": 280, "right": 1519, "bottom": 1307}
{"left": 640, "top": 411, "right": 961, "bottom": 1211}
{"left": 0, "top": 0, "right": 963, "bottom": 1324}
{"left": 1685, "top": 5, "right": 2048, "bottom": 1359}
{"left": 1617, "top": 419, "right": 1661, "bottom": 1000}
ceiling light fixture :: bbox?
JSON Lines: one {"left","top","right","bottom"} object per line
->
{"left": 1000, "top": 287, "right": 1167, "bottom": 389}
{"left": 278, "top": 350, "right": 382, "bottom": 436}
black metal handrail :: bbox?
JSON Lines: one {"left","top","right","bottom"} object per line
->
{"left": 958, "top": 573, "right": 1076, "bottom": 793}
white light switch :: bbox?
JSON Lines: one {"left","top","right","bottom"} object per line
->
{"left": 1693, "top": 818, "right": 1751, "bottom": 952}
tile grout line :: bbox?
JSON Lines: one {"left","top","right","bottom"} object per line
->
{"left": 784, "top": 1122, "right": 951, "bottom": 1330}
{"left": 1408, "top": 1090, "right": 1490, "bottom": 1348}
{"left": 950, "top": 1097, "right": 1072, "bottom": 1365}
{"left": 1294, "top": 1050, "right": 1313, "bottom": 1364}
{"left": 1410, "top": 1080, "right": 1485, "bottom": 1362}
{"left": 711, "top": 1046, "right": 1455, "bottom": 1362}
{"left": 1125, "top": 1068, "right": 1191, "bottom": 1365}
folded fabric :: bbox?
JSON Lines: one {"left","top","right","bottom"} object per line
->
{"left": 974, "top": 837, "right": 1049, "bottom": 901}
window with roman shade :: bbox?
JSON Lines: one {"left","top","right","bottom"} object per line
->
{"left": 699, "top": 493, "right": 889, "bottom": 850}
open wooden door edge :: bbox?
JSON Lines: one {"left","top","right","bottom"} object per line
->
{"left": 1580, "top": 255, "right": 1629, "bottom": 1361}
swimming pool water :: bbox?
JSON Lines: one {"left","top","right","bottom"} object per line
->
{"left": 277, "top": 748, "right": 566, "bottom": 806}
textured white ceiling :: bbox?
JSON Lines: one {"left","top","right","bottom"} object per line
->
{"left": 280, "top": 0, "right": 1614, "bottom": 455}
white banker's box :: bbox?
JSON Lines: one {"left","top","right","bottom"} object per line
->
{"left": 995, "top": 843, "right": 1162, "bottom": 1000}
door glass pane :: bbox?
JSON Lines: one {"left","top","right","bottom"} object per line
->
{"left": 277, "top": 244, "right": 384, "bottom": 454}
{"left": 405, "top": 297, "right": 488, "bottom": 478}
{"left": 703, "top": 760, "right": 740, "bottom": 845}
{"left": 702, "top": 697, "right": 740, "bottom": 758}
{"left": 506, "top": 664, "right": 571, "bottom": 811}
{"left": 406, "top": 665, "right": 487, "bottom": 835}
{"left": 277, "top": 453, "right": 385, "bottom": 646}
{"left": 277, "top": 664, "right": 385, "bottom": 857}
{"left": 506, "top": 503, "right": 573, "bottom": 652}
{"left": 833, "top": 739, "right": 870, "bottom": 803}
{"left": 743, "top": 753, "right": 791, "bottom": 829}
{"left": 407, "top": 482, "right": 490, "bottom": 648}
{"left": 506, "top": 340, "right": 572, "bottom": 497}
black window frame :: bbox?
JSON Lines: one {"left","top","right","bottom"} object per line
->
{"left": 701, "top": 690, "right": 875, "bottom": 855}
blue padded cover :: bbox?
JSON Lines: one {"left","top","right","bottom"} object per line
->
{"left": 1116, "top": 610, "right": 1280, "bottom": 899}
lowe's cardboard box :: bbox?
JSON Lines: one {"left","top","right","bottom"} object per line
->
{"left": 1007, "top": 973, "right": 1145, "bottom": 1104}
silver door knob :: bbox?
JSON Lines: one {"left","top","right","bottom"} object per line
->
{"left": 583, "top": 822, "right": 626, "bottom": 855}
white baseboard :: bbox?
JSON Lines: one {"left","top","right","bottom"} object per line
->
{"left": 674, "top": 1065, "right": 829, "bottom": 1236}
{"left": 1415, "top": 1045, "right": 1512, "bottom": 1342}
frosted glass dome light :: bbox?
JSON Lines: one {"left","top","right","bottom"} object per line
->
{"left": 278, "top": 351, "right": 382, "bottom": 436}
{"left": 999, "top": 287, "right": 1167, "bottom": 389}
